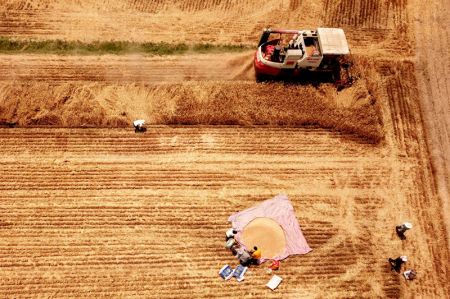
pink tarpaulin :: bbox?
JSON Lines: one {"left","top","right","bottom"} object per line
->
{"left": 228, "top": 194, "right": 311, "bottom": 261}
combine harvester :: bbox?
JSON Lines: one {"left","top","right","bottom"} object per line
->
{"left": 254, "top": 28, "right": 350, "bottom": 82}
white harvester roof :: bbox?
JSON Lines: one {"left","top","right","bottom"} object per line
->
{"left": 317, "top": 28, "right": 350, "bottom": 55}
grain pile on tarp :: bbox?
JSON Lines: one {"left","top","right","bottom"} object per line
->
{"left": 228, "top": 194, "right": 311, "bottom": 261}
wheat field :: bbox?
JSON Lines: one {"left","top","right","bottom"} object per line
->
{"left": 0, "top": 0, "right": 448, "bottom": 297}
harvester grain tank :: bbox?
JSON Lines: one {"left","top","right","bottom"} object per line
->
{"left": 254, "top": 28, "right": 350, "bottom": 80}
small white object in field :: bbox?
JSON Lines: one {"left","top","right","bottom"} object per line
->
{"left": 403, "top": 222, "right": 412, "bottom": 229}
{"left": 266, "top": 275, "right": 282, "bottom": 290}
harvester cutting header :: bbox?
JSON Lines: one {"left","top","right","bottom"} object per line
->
{"left": 254, "top": 28, "right": 350, "bottom": 80}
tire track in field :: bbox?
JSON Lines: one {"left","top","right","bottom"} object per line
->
{"left": 413, "top": 0, "right": 450, "bottom": 251}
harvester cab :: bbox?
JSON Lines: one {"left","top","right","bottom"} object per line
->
{"left": 254, "top": 27, "right": 350, "bottom": 80}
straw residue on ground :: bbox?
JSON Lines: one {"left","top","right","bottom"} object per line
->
{"left": 0, "top": 79, "right": 383, "bottom": 142}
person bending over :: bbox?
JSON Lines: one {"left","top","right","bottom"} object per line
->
{"left": 388, "top": 256, "right": 407, "bottom": 273}
{"left": 250, "top": 246, "right": 262, "bottom": 265}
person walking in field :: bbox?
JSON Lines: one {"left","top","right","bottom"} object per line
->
{"left": 388, "top": 256, "right": 407, "bottom": 273}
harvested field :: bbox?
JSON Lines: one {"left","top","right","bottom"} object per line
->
{"left": 0, "top": 0, "right": 412, "bottom": 55}
{"left": 0, "top": 52, "right": 255, "bottom": 82}
{"left": 0, "top": 58, "right": 447, "bottom": 297}
{"left": 0, "top": 0, "right": 449, "bottom": 297}
{"left": 0, "top": 124, "right": 447, "bottom": 297}
{"left": 413, "top": 0, "right": 450, "bottom": 243}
